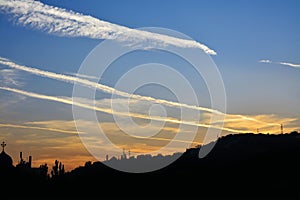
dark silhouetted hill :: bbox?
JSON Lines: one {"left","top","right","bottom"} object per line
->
{"left": 2, "top": 132, "right": 300, "bottom": 198}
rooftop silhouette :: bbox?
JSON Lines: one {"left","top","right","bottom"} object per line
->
{"left": 0, "top": 141, "right": 13, "bottom": 170}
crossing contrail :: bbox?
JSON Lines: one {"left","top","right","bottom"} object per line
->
{"left": 0, "top": 86, "right": 251, "bottom": 134}
{"left": 0, "top": 0, "right": 279, "bottom": 127}
{"left": 0, "top": 57, "right": 280, "bottom": 127}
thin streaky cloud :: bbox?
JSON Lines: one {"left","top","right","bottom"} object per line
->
{"left": 0, "top": 57, "right": 278, "bottom": 127}
{"left": 0, "top": 121, "right": 201, "bottom": 145}
{"left": 279, "top": 62, "right": 300, "bottom": 68}
{"left": 0, "top": 68, "right": 24, "bottom": 86}
{"left": 67, "top": 72, "right": 99, "bottom": 81}
{"left": 0, "top": 0, "right": 216, "bottom": 55}
{"left": 259, "top": 59, "right": 272, "bottom": 63}
{"left": 259, "top": 59, "right": 300, "bottom": 68}
{"left": 0, "top": 123, "right": 82, "bottom": 134}
{"left": 132, "top": 135, "right": 202, "bottom": 145}
{"left": 0, "top": 86, "right": 251, "bottom": 134}
{"left": 28, "top": 120, "right": 202, "bottom": 146}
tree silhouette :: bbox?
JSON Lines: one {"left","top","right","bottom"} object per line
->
{"left": 50, "top": 160, "right": 65, "bottom": 178}
{"left": 84, "top": 161, "right": 92, "bottom": 168}
{"left": 39, "top": 163, "right": 49, "bottom": 179}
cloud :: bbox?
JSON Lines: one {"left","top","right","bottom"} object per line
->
{"left": 66, "top": 72, "right": 99, "bottom": 81}
{"left": 278, "top": 62, "right": 300, "bottom": 68}
{"left": 0, "top": 126, "right": 91, "bottom": 171}
{"left": 2, "top": 117, "right": 299, "bottom": 171}
{"left": 0, "top": 0, "right": 216, "bottom": 55}
{"left": 259, "top": 59, "right": 300, "bottom": 68}
{"left": 0, "top": 119, "right": 191, "bottom": 170}
{"left": 97, "top": 122, "right": 203, "bottom": 151}
{"left": 222, "top": 114, "right": 297, "bottom": 134}
{"left": 0, "top": 68, "right": 26, "bottom": 108}
{"left": 0, "top": 68, "right": 24, "bottom": 86}
{"left": 201, "top": 112, "right": 298, "bottom": 135}
{"left": 0, "top": 123, "right": 82, "bottom": 134}
{"left": 259, "top": 59, "right": 272, "bottom": 63}
{"left": 0, "top": 86, "right": 254, "bottom": 134}
{"left": 100, "top": 122, "right": 202, "bottom": 146}
{"left": 26, "top": 120, "right": 201, "bottom": 145}
{"left": 2, "top": 86, "right": 299, "bottom": 135}
{"left": 0, "top": 57, "right": 278, "bottom": 128}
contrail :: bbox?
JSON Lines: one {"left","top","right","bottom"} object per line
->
{"left": 0, "top": 0, "right": 216, "bottom": 55}
{"left": 278, "top": 62, "right": 300, "bottom": 68}
{"left": 259, "top": 59, "right": 300, "bottom": 69}
{"left": 0, "top": 122, "right": 201, "bottom": 145}
{"left": 0, "top": 123, "right": 83, "bottom": 134}
{"left": 0, "top": 86, "right": 251, "bottom": 134}
{"left": 0, "top": 57, "right": 278, "bottom": 127}
{"left": 131, "top": 135, "right": 202, "bottom": 145}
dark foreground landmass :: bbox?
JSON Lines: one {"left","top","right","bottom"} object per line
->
{"left": 1, "top": 132, "right": 300, "bottom": 198}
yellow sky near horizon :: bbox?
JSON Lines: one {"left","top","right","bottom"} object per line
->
{"left": 1, "top": 112, "right": 298, "bottom": 171}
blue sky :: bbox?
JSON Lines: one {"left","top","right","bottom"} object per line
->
{"left": 0, "top": 0, "right": 299, "bottom": 170}
{"left": 1, "top": 0, "right": 299, "bottom": 114}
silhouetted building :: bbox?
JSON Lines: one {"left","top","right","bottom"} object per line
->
{"left": 0, "top": 141, "right": 48, "bottom": 179}
{"left": 0, "top": 141, "right": 13, "bottom": 170}
{"left": 16, "top": 151, "right": 48, "bottom": 179}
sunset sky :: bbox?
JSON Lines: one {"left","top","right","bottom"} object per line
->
{"left": 0, "top": 0, "right": 299, "bottom": 171}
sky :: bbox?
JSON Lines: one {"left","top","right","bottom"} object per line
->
{"left": 0, "top": 0, "right": 299, "bottom": 171}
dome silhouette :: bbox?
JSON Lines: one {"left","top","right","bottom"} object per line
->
{"left": 0, "top": 141, "right": 13, "bottom": 169}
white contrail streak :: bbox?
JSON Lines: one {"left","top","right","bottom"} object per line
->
{"left": 0, "top": 86, "right": 251, "bottom": 134}
{"left": 0, "top": 123, "right": 201, "bottom": 145}
{"left": 0, "top": 122, "right": 201, "bottom": 145}
{"left": 0, "top": 0, "right": 216, "bottom": 55}
{"left": 259, "top": 59, "right": 300, "bottom": 68}
{"left": 0, "top": 57, "right": 278, "bottom": 127}
{"left": 0, "top": 121, "right": 201, "bottom": 144}
{"left": 278, "top": 62, "right": 300, "bottom": 68}
{"left": 122, "top": 135, "right": 202, "bottom": 145}
{"left": 0, "top": 123, "right": 82, "bottom": 134}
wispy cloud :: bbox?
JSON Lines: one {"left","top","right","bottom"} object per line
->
{"left": 0, "top": 86, "right": 253, "bottom": 134}
{"left": 0, "top": 123, "right": 82, "bottom": 134}
{"left": 0, "top": 57, "right": 278, "bottom": 128}
{"left": 66, "top": 72, "right": 99, "bottom": 81}
{"left": 0, "top": 68, "right": 24, "bottom": 86}
{"left": 24, "top": 120, "right": 201, "bottom": 145}
{"left": 0, "top": 0, "right": 216, "bottom": 55}
{"left": 0, "top": 126, "right": 91, "bottom": 171}
{"left": 0, "top": 68, "right": 26, "bottom": 108}
{"left": 259, "top": 59, "right": 272, "bottom": 63}
{"left": 259, "top": 59, "right": 300, "bottom": 68}
{"left": 2, "top": 86, "right": 299, "bottom": 134}
{"left": 3, "top": 117, "right": 299, "bottom": 171}
{"left": 0, "top": 119, "right": 195, "bottom": 170}
{"left": 278, "top": 62, "right": 300, "bottom": 68}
